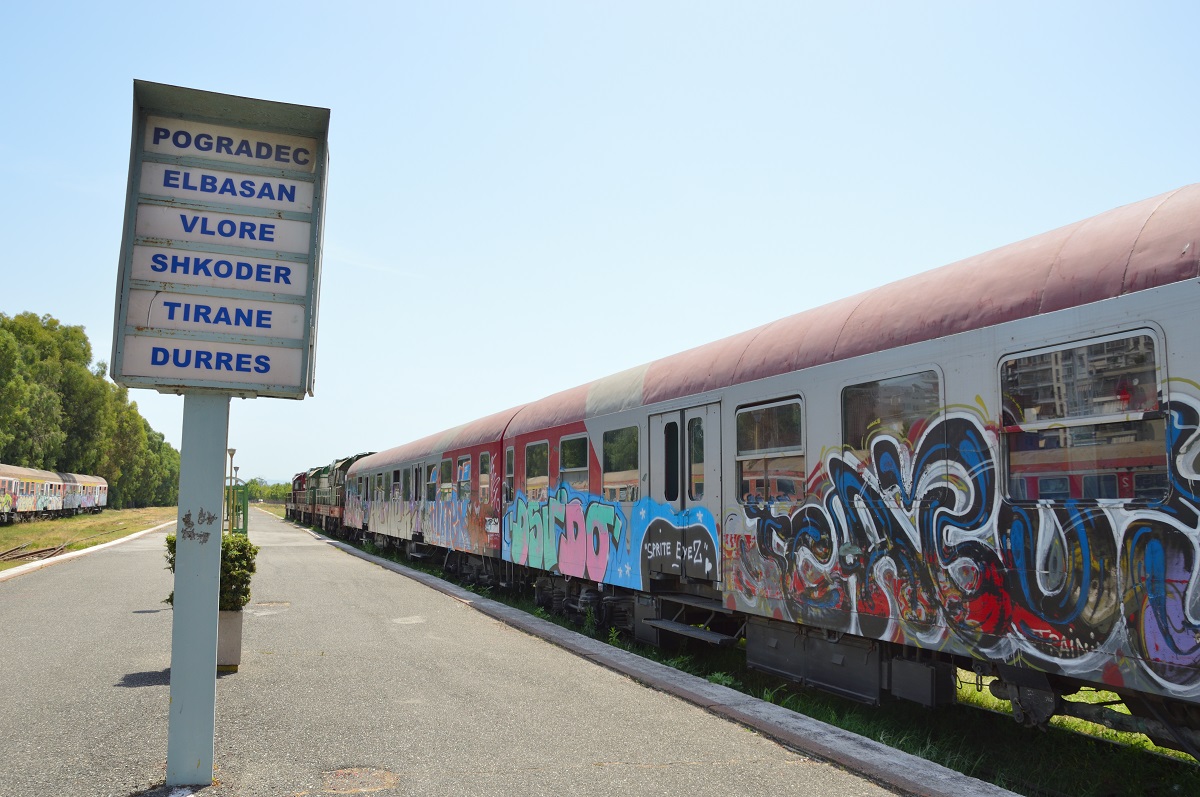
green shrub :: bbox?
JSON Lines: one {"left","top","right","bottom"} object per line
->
{"left": 164, "top": 532, "right": 260, "bottom": 611}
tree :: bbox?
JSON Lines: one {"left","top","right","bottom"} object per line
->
{"left": 0, "top": 312, "right": 180, "bottom": 508}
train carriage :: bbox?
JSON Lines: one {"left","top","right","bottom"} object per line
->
{"left": 332, "top": 184, "right": 1200, "bottom": 753}
{"left": 290, "top": 454, "right": 372, "bottom": 533}
{"left": 0, "top": 463, "right": 107, "bottom": 523}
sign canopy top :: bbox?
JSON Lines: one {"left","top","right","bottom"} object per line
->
{"left": 111, "top": 81, "right": 330, "bottom": 400}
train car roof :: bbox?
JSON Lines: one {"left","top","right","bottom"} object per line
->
{"left": 350, "top": 406, "right": 524, "bottom": 476}
{"left": 343, "top": 184, "right": 1200, "bottom": 463}
{"left": 333, "top": 453, "right": 373, "bottom": 472}
{"left": 64, "top": 473, "right": 107, "bottom": 487}
{"left": 0, "top": 463, "right": 106, "bottom": 486}
{"left": 504, "top": 183, "right": 1200, "bottom": 438}
{"left": 0, "top": 463, "right": 60, "bottom": 481}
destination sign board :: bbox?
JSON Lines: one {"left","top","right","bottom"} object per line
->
{"left": 111, "top": 81, "right": 329, "bottom": 399}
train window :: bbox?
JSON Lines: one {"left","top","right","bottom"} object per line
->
{"left": 603, "top": 426, "right": 639, "bottom": 502}
{"left": 1082, "top": 474, "right": 1119, "bottom": 500}
{"left": 402, "top": 468, "right": 411, "bottom": 501}
{"left": 1036, "top": 477, "right": 1071, "bottom": 501}
{"left": 842, "top": 371, "right": 940, "bottom": 458}
{"left": 688, "top": 417, "right": 705, "bottom": 500}
{"left": 479, "top": 453, "right": 491, "bottom": 503}
{"left": 1002, "top": 333, "right": 1166, "bottom": 503}
{"left": 439, "top": 459, "right": 454, "bottom": 501}
{"left": 1135, "top": 472, "right": 1169, "bottom": 500}
{"left": 663, "top": 421, "right": 680, "bottom": 502}
{"left": 425, "top": 464, "right": 437, "bottom": 502}
{"left": 457, "top": 455, "right": 472, "bottom": 500}
{"left": 392, "top": 470, "right": 401, "bottom": 498}
{"left": 560, "top": 436, "right": 589, "bottom": 492}
{"left": 505, "top": 447, "right": 514, "bottom": 502}
{"left": 525, "top": 442, "right": 549, "bottom": 501}
{"left": 737, "top": 400, "right": 804, "bottom": 504}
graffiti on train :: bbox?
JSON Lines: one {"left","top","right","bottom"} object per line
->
{"left": 502, "top": 485, "right": 719, "bottom": 590}
{"left": 642, "top": 518, "right": 718, "bottom": 585}
{"left": 726, "top": 400, "right": 1200, "bottom": 697}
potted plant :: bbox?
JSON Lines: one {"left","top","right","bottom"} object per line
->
{"left": 164, "top": 532, "right": 260, "bottom": 672}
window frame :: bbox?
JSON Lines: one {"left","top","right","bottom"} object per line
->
{"left": 524, "top": 440, "right": 550, "bottom": 501}
{"left": 505, "top": 446, "right": 515, "bottom": 502}
{"left": 457, "top": 454, "right": 472, "bottom": 500}
{"left": 999, "top": 329, "right": 1167, "bottom": 505}
{"left": 439, "top": 458, "right": 454, "bottom": 501}
{"left": 479, "top": 452, "right": 491, "bottom": 504}
{"left": 841, "top": 369, "right": 942, "bottom": 458}
{"left": 735, "top": 398, "right": 805, "bottom": 505}
{"left": 602, "top": 425, "right": 640, "bottom": 503}
{"left": 425, "top": 463, "right": 438, "bottom": 502}
{"left": 687, "top": 415, "right": 705, "bottom": 501}
{"left": 559, "top": 434, "right": 590, "bottom": 493}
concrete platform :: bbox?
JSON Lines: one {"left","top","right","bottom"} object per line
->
{"left": 0, "top": 509, "right": 1017, "bottom": 797}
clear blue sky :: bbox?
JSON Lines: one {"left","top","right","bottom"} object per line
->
{"left": 3, "top": 2, "right": 1198, "bottom": 483}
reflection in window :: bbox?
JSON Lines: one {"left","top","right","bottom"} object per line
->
{"left": 457, "top": 455, "right": 472, "bottom": 500}
{"left": 505, "top": 447, "right": 514, "bottom": 503}
{"left": 425, "top": 464, "right": 437, "bottom": 502}
{"left": 480, "top": 453, "right": 491, "bottom": 503}
{"left": 688, "top": 417, "right": 704, "bottom": 501}
{"left": 1135, "top": 472, "right": 1169, "bottom": 501}
{"left": 1002, "top": 334, "right": 1166, "bottom": 503}
{"left": 1038, "top": 477, "right": 1071, "bottom": 501}
{"left": 663, "top": 421, "right": 680, "bottom": 502}
{"left": 737, "top": 400, "right": 804, "bottom": 504}
{"left": 842, "top": 371, "right": 940, "bottom": 457}
{"left": 525, "top": 442, "right": 549, "bottom": 502}
{"left": 560, "top": 436, "right": 589, "bottom": 492}
{"left": 1002, "top": 335, "right": 1158, "bottom": 422}
{"left": 603, "top": 426, "right": 639, "bottom": 502}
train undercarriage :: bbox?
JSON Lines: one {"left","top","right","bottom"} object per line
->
{"left": 305, "top": 516, "right": 1200, "bottom": 759}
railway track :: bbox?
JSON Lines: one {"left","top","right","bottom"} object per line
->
{"left": 0, "top": 543, "right": 65, "bottom": 562}
{"left": 0, "top": 527, "right": 131, "bottom": 564}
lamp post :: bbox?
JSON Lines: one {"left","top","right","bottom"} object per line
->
{"left": 226, "top": 448, "right": 236, "bottom": 535}
{"left": 232, "top": 466, "right": 240, "bottom": 534}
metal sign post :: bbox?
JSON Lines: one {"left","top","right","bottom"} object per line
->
{"left": 111, "top": 81, "right": 329, "bottom": 786}
{"left": 166, "top": 393, "right": 229, "bottom": 784}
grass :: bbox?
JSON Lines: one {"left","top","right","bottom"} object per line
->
{"left": 295, "top": 521, "right": 1200, "bottom": 797}
{"left": 255, "top": 503, "right": 286, "bottom": 519}
{"left": 0, "top": 506, "right": 177, "bottom": 571}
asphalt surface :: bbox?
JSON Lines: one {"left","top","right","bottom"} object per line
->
{"left": 0, "top": 509, "right": 1019, "bottom": 797}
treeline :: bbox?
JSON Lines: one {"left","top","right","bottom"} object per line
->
{"left": 244, "top": 478, "right": 291, "bottom": 502}
{"left": 0, "top": 312, "right": 180, "bottom": 509}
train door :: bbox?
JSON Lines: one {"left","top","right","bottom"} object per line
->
{"left": 648, "top": 404, "right": 722, "bottom": 582}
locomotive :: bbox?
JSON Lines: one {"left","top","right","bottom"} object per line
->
{"left": 0, "top": 463, "right": 108, "bottom": 524}
{"left": 290, "top": 184, "right": 1200, "bottom": 756}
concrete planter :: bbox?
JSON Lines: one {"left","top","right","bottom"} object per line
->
{"left": 217, "top": 610, "right": 244, "bottom": 672}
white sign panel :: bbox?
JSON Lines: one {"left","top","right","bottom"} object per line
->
{"left": 134, "top": 205, "right": 312, "bottom": 254}
{"left": 126, "top": 289, "right": 306, "bottom": 340}
{"left": 144, "top": 115, "right": 319, "bottom": 173}
{"left": 130, "top": 245, "right": 309, "bottom": 297}
{"left": 139, "top": 161, "right": 314, "bottom": 213}
{"left": 121, "top": 334, "right": 303, "bottom": 386}
{"left": 112, "top": 81, "right": 329, "bottom": 399}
